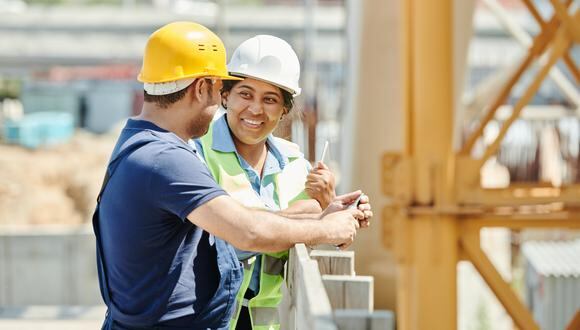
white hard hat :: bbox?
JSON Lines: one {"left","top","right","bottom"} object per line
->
{"left": 228, "top": 35, "right": 302, "bottom": 96}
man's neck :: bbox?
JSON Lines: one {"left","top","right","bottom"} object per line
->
{"left": 137, "top": 104, "right": 190, "bottom": 142}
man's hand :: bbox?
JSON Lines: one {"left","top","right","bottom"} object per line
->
{"left": 320, "top": 190, "right": 373, "bottom": 228}
{"left": 305, "top": 161, "right": 336, "bottom": 209}
{"left": 319, "top": 209, "right": 362, "bottom": 250}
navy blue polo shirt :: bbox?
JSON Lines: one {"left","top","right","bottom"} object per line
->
{"left": 97, "top": 119, "right": 242, "bottom": 329}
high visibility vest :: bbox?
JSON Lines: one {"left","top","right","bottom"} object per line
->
{"left": 199, "top": 122, "right": 310, "bottom": 330}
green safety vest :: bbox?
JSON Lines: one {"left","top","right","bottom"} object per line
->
{"left": 199, "top": 121, "right": 311, "bottom": 330}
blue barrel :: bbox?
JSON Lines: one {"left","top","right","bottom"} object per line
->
{"left": 3, "top": 112, "right": 74, "bottom": 149}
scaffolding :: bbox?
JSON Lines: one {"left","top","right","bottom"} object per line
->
{"left": 377, "top": 0, "right": 580, "bottom": 329}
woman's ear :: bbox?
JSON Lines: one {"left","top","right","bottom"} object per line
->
{"left": 221, "top": 91, "right": 230, "bottom": 109}
{"left": 280, "top": 108, "right": 289, "bottom": 119}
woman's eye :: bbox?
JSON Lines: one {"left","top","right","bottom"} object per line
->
{"left": 239, "top": 91, "right": 251, "bottom": 98}
{"left": 265, "top": 98, "right": 278, "bottom": 104}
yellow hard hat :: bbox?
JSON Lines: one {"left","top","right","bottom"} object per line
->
{"left": 138, "top": 21, "right": 241, "bottom": 83}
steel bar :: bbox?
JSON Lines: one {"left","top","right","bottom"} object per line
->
{"left": 480, "top": 29, "right": 571, "bottom": 164}
{"left": 460, "top": 230, "right": 540, "bottom": 330}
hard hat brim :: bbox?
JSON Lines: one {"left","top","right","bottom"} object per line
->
{"left": 228, "top": 72, "right": 299, "bottom": 96}
{"left": 138, "top": 73, "right": 243, "bottom": 83}
{"left": 216, "top": 74, "right": 244, "bottom": 81}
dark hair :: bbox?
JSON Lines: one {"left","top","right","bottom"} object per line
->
{"left": 144, "top": 87, "right": 189, "bottom": 109}
{"left": 143, "top": 79, "right": 215, "bottom": 109}
{"left": 221, "top": 79, "right": 294, "bottom": 113}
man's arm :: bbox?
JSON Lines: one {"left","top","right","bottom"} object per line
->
{"left": 187, "top": 195, "right": 362, "bottom": 252}
{"left": 278, "top": 191, "right": 373, "bottom": 221}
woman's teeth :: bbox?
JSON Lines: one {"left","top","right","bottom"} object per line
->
{"left": 243, "top": 119, "right": 262, "bottom": 126}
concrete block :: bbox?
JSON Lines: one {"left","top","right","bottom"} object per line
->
{"left": 6, "top": 234, "right": 68, "bottom": 305}
{"left": 69, "top": 233, "right": 101, "bottom": 305}
{"left": 334, "top": 310, "right": 395, "bottom": 330}
{"left": 0, "top": 227, "right": 102, "bottom": 306}
{"left": 0, "top": 236, "right": 7, "bottom": 305}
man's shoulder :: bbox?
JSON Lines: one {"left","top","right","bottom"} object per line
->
{"left": 111, "top": 130, "right": 201, "bottom": 183}
{"left": 122, "top": 130, "right": 194, "bottom": 159}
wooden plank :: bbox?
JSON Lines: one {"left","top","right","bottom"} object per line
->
{"left": 457, "top": 183, "right": 580, "bottom": 208}
{"left": 297, "top": 260, "right": 336, "bottom": 330}
{"left": 461, "top": 217, "right": 580, "bottom": 230}
{"left": 290, "top": 244, "right": 336, "bottom": 330}
{"left": 310, "top": 250, "right": 355, "bottom": 275}
{"left": 279, "top": 283, "right": 295, "bottom": 330}
{"left": 322, "top": 275, "right": 373, "bottom": 311}
{"left": 284, "top": 244, "right": 307, "bottom": 330}
{"left": 334, "top": 310, "right": 395, "bottom": 330}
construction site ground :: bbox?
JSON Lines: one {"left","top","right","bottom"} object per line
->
{"left": 0, "top": 129, "right": 118, "bottom": 227}
{"left": 0, "top": 305, "right": 106, "bottom": 329}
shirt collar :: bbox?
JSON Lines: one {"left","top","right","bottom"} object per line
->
{"left": 124, "top": 118, "right": 194, "bottom": 152}
{"left": 211, "top": 114, "right": 238, "bottom": 153}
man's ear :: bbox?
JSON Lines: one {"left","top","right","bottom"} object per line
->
{"left": 190, "top": 79, "right": 206, "bottom": 102}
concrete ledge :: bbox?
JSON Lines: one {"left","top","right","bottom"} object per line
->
{"left": 0, "top": 305, "right": 106, "bottom": 319}
{"left": 0, "top": 225, "right": 101, "bottom": 305}
{"left": 0, "top": 305, "right": 106, "bottom": 330}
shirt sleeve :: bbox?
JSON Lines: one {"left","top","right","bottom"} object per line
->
{"left": 150, "top": 145, "right": 227, "bottom": 221}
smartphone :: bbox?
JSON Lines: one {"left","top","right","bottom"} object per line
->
{"left": 347, "top": 194, "right": 364, "bottom": 210}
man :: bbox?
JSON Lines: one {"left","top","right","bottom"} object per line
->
{"left": 94, "top": 21, "right": 370, "bottom": 330}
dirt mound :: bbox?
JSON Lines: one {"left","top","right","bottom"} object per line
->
{"left": 0, "top": 130, "right": 117, "bottom": 225}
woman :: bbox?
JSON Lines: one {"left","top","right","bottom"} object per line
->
{"left": 194, "top": 35, "right": 369, "bottom": 330}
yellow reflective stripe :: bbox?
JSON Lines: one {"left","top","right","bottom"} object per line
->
{"left": 251, "top": 306, "right": 280, "bottom": 327}
{"left": 262, "top": 255, "right": 285, "bottom": 276}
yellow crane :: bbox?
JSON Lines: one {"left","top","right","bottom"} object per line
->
{"left": 344, "top": 0, "right": 580, "bottom": 329}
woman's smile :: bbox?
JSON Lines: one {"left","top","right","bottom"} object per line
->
{"left": 240, "top": 118, "right": 265, "bottom": 129}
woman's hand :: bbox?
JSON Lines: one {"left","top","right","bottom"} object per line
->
{"left": 319, "top": 190, "right": 373, "bottom": 229}
{"left": 305, "top": 161, "right": 336, "bottom": 209}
